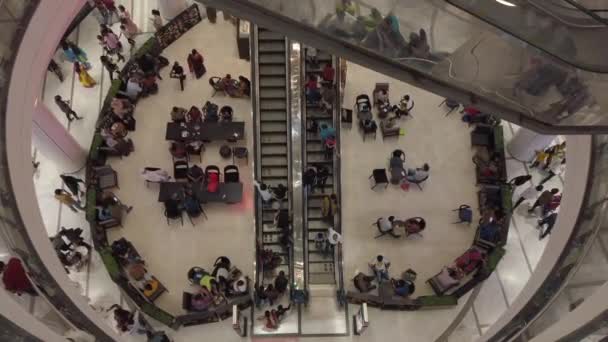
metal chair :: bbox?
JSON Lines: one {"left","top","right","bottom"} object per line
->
{"left": 369, "top": 169, "right": 389, "bottom": 189}
{"left": 173, "top": 160, "right": 189, "bottom": 180}
{"left": 233, "top": 147, "right": 248, "bottom": 164}
{"left": 453, "top": 204, "right": 473, "bottom": 224}
{"left": 164, "top": 201, "right": 183, "bottom": 226}
{"left": 92, "top": 165, "right": 119, "bottom": 190}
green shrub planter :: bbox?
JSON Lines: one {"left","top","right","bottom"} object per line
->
{"left": 141, "top": 303, "right": 175, "bottom": 327}
{"left": 98, "top": 247, "right": 121, "bottom": 281}
{"left": 493, "top": 124, "right": 505, "bottom": 152}
{"left": 485, "top": 247, "right": 506, "bottom": 273}
{"left": 416, "top": 295, "right": 458, "bottom": 308}
{"left": 85, "top": 187, "right": 97, "bottom": 223}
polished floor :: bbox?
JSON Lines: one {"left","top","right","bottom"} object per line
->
{"left": 29, "top": 2, "right": 566, "bottom": 341}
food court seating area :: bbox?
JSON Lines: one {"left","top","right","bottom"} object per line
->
{"left": 85, "top": 18, "right": 252, "bottom": 329}
{"left": 346, "top": 102, "right": 509, "bottom": 311}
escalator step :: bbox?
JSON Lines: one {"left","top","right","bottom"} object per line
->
{"left": 259, "top": 30, "right": 285, "bottom": 40}
{"left": 259, "top": 65, "right": 286, "bottom": 76}
{"left": 261, "top": 111, "right": 287, "bottom": 121}
{"left": 259, "top": 76, "right": 286, "bottom": 88}
{"left": 259, "top": 53, "right": 286, "bottom": 65}
{"left": 260, "top": 100, "right": 287, "bottom": 111}
{"left": 260, "top": 88, "right": 287, "bottom": 99}
{"left": 259, "top": 41, "right": 285, "bottom": 52}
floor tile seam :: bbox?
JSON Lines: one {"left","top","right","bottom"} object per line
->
{"left": 510, "top": 216, "right": 534, "bottom": 274}
{"left": 471, "top": 304, "right": 484, "bottom": 337}
{"left": 493, "top": 267, "right": 512, "bottom": 309}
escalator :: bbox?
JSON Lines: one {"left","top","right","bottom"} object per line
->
{"left": 300, "top": 49, "right": 349, "bottom": 336}
{"left": 199, "top": 0, "right": 608, "bottom": 133}
{"left": 253, "top": 26, "right": 292, "bottom": 318}
{"left": 303, "top": 50, "right": 338, "bottom": 286}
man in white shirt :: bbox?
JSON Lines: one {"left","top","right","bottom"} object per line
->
{"left": 254, "top": 181, "right": 273, "bottom": 203}
{"left": 406, "top": 163, "right": 430, "bottom": 183}
{"left": 513, "top": 184, "right": 543, "bottom": 210}
{"left": 369, "top": 255, "right": 390, "bottom": 283}
{"left": 324, "top": 227, "right": 342, "bottom": 256}
{"left": 377, "top": 216, "right": 400, "bottom": 238}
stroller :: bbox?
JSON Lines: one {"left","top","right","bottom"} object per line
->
{"left": 355, "top": 94, "right": 372, "bottom": 120}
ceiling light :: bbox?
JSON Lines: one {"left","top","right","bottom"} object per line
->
{"left": 496, "top": 0, "right": 517, "bottom": 6}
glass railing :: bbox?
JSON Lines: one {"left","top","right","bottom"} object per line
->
{"left": 556, "top": 309, "right": 608, "bottom": 342}
{"left": 481, "top": 134, "right": 608, "bottom": 341}
{"left": 199, "top": 0, "right": 608, "bottom": 132}
{"left": 446, "top": 0, "right": 608, "bottom": 72}
{"left": 0, "top": 1, "right": 114, "bottom": 341}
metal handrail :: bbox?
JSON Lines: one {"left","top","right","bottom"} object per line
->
{"left": 527, "top": 0, "right": 607, "bottom": 28}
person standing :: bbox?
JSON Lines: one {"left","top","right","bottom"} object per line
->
{"left": 529, "top": 188, "right": 559, "bottom": 214}
{"left": 151, "top": 10, "right": 163, "bottom": 31}
{"left": 540, "top": 158, "right": 566, "bottom": 185}
{"left": 74, "top": 62, "right": 96, "bottom": 88}
{"left": 102, "top": 29, "right": 125, "bottom": 62}
{"left": 47, "top": 59, "right": 64, "bottom": 82}
{"left": 325, "top": 227, "right": 342, "bottom": 256}
{"left": 54, "top": 95, "right": 82, "bottom": 122}
{"left": 68, "top": 42, "right": 91, "bottom": 69}
{"left": 100, "top": 55, "right": 118, "bottom": 81}
{"left": 170, "top": 61, "right": 186, "bottom": 91}
{"left": 54, "top": 189, "right": 84, "bottom": 212}
{"left": 513, "top": 184, "right": 543, "bottom": 210}
{"left": 187, "top": 49, "right": 206, "bottom": 79}
{"left": 538, "top": 212, "right": 558, "bottom": 240}
{"left": 60, "top": 175, "right": 85, "bottom": 198}
{"left": 117, "top": 5, "right": 139, "bottom": 33}
{"left": 119, "top": 22, "right": 137, "bottom": 48}
{"left": 1, "top": 258, "right": 37, "bottom": 296}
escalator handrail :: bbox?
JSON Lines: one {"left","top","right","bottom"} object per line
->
{"left": 527, "top": 0, "right": 607, "bottom": 28}
{"left": 251, "top": 25, "right": 263, "bottom": 288}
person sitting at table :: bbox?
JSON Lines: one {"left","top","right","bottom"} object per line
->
{"left": 183, "top": 189, "right": 202, "bottom": 216}
{"left": 203, "top": 101, "right": 219, "bottom": 122}
{"left": 389, "top": 152, "right": 406, "bottom": 184}
{"left": 354, "top": 272, "right": 376, "bottom": 292}
{"left": 238, "top": 75, "right": 251, "bottom": 96}
{"left": 187, "top": 165, "right": 204, "bottom": 183}
{"left": 402, "top": 217, "right": 426, "bottom": 237}
{"left": 169, "top": 142, "right": 187, "bottom": 160}
{"left": 140, "top": 168, "right": 171, "bottom": 183}
{"left": 391, "top": 278, "right": 415, "bottom": 297}
{"left": 170, "top": 106, "right": 187, "bottom": 122}
{"left": 96, "top": 205, "right": 114, "bottom": 221}
{"left": 186, "top": 106, "right": 203, "bottom": 123}
{"left": 99, "top": 190, "right": 133, "bottom": 214}
{"left": 191, "top": 288, "right": 213, "bottom": 311}
{"left": 110, "top": 121, "right": 128, "bottom": 139}
{"left": 111, "top": 98, "right": 133, "bottom": 118}
{"left": 406, "top": 163, "right": 430, "bottom": 182}
{"left": 377, "top": 216, "right": 400, "bottom": 238}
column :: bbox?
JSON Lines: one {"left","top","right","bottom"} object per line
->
{"left": 507, "top": 127, "right": 556, "bottom": 162}
{"left": 31, "top": 101, "right": 86, "bottom": 171}
{"left": 157, "top": 0, "right": 189, "bottom": 20}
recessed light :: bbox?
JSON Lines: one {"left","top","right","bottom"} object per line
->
{"left": 496, "top": 0, "right": 517, "bottom": 6}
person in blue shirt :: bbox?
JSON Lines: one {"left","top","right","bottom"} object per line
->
{"left": 319, "top": 124, "right": 336, "bottom": 145}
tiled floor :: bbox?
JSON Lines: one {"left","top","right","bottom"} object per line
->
{"left": 30, "top": 2, "right": 567, "bottom": 341}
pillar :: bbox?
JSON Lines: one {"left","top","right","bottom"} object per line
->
{"left": 507, "top": 127, "right": 556, "bottom": 162}
{"left": 157, "top": 0, "right": 189, "bottom": 20}
{"left": 31, "top": 101, "right": 86, "bottom": 171}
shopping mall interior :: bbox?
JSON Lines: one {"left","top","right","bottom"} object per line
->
{"left": 0, "top": 0, "right": 607, "bottom": 341}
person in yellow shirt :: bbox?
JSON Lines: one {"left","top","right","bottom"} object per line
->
{"left": 54, "top": 189, "right": 84, "bottom": 212}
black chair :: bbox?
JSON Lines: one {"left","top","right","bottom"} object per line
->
{"left": 359, "top": 119, "right": 378, "bottom": 141}
{"left": 174, "top": 160, "right": 189, "bottom": 180}
{"left": 453, "top": 204, "right": 473, "bottom": 224}
{"left": 233, "top": 147, "right": 248, "bottom": 164}
{"left": 220, "top": 106, "right": 233, "bottom": 122}
{"left": 439, "top": 98, "right": 460, "bottom": 116}
{"left": 187, "top": 165, "right": 204, "bottom": 183}
{"left": 369, "top": 169, "right": 389, "bottom": 189}
{"left": 224, "top": 165, "right": 239, "bottom": 183}
{"left": 408, "top": 175, "right": 429, "bottom": 190}
{"left": 182, "top": 292, "right": 193, "bottom": 311}
{"left": 164, "top": 200, "right": 183, "bottom": 225}
{"left": 170, "top": 142, "right": 189, "bottom": 162}
{"left": 185, "top": 198, "right": 207, "bottom": 225}
{"left": 186, "top": 143, "right": 204, "bottom": 162}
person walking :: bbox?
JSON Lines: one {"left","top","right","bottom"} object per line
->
{"left": 117, "top": 5, "right": 139, "bottom": 34}
{"left": 508, "top": 174, "right": 532, "bottom": 188}
{"left": 1, "top": 258, "right": 37, "bottom": 296}
{"left": 187, "top": 49, "right": 206, "bottom": 79}
{"left": 74, "top": 62, "right": 96, "bottom": 88}
{"left": 101, "top": 28, "right": 125, "bottom": 62}
{"left": 512, "top": 184, "right": 542, "bottom": 211}
{"left": 119, "top": 21, "right": 137, "bottom": 48}
{"left": 54, "top": 95, "right": 82, "bottom": 122}
{"left": 150, "top": 10, "right": 163, "bottom": 31}
{"left": 60, "top": 175, "right": 85, "bottom": 198}
{"left": 529, "top": 188, "right": 560, "bottom": 214}
{"left": 170, "top": 61, "right": 186, "bottom": 91}
{"left": 47, "top": 59, "right": 64, "bottom": 82}
{"left": 100, "top": 55, "right": 118, "bottom": 81}
{"left": 538, "top": 212, "right": 558, "bottom": 240}
{"left": 54, "top": 189, "right": 84, "bottom": 212}
{"left": 540, "top": 158, "right": 566, "bottom": 185}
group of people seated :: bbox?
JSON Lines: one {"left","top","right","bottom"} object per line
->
{"left": 186, "top": 256, "right": 249, "bottom": 312}
{"left": 170, "top": 101, "right": 233, "bottom": 125}
{"left": 430, "top": 246, "right": 487, "bottom": 294}
{"left": 388, "top": 149, "right": 430, "bottom": 186}
{"left": 353, "top": 255, "right": 417, "bottom": 298}
{"left": 111, "top": 238, "right": 165, "bottom": 301}
{"left": 375, "top": 216, "right": 426, "bottom": 239}
{"left": 51, "top": 226, "right": 92, "bottom": 273}
{"left": 210, "top": 73, "right": 251, "bottom": 98}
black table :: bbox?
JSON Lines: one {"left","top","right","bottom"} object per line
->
{"left": 165, "top": 122, "right": 245, "bottom": 142}
{"left": 158, "top": 182, "right": 243, "bottom": 204}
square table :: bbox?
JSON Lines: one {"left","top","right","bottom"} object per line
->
{"left": 166, "top": 122, "right": 245, "bottom": 142}
{"left": 158, "top": 182, "right": 243, "bottom": 204}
